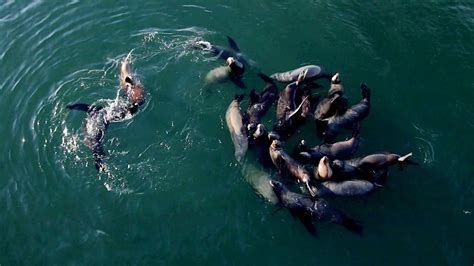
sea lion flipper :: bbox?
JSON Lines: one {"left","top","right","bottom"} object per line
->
{"left": 290, "top": 207, "right": 317, "bottom": 236}
{"left": 231, "top": 78, "right": 247, "bottom": 89}
{"left": 257, "top": 73, "right": 273, "bottom": 84}
{"left": 67, "top": 103, "right": 91, "bottom": 112}
{"left": 341, "top": 216, "right": 363, "bottom": 236}
{"left": 226, "top": 36, "right": 240, "bottom": 52}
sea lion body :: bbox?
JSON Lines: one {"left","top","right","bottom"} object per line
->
{"left": 269, "top": 140, "right": 315, "bottom": 196}
{"left": 270, "top": 180, "right": 363, "bottom": 235}
{"left": 225, "top": 95, "right": 248, "bottom": 163}
{"left": 313, "top": 180, "right": 378, "bottom": 197}
{"left": 320, "top": 84, "right": 370, "bottom": 142}
{"left": 298, "top": 127, "right": 360, "bottom": 162}
{"left": 270, "top": 65, "right": 332, "bottom": 83}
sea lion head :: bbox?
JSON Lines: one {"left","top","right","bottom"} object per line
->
{"left": 269, "top": 180, "right": 285, "bottom": 195}
{"left": 252, "top": 124, "right": 265, "bottom": 139}
{"left": 317, "top": 156, "right": 333, "bottom": 180}
{"left": 331, "top": 73, "right": 341, "bottom": 84}
{"left": 195, "top": 40, "right": 212, "bottom": 50}
{"left": 270, "top": 139, "right": 282, "bottom": 150}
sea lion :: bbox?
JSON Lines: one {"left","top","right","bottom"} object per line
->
{"left": 314, "top": 73, "right": 348, "bottom": 120}
{"left": 330, "top": 152, "right": 418, "bottom": 182}
{"left": 269, "top": 180, "right": 363, "bottom": 236}
{"left": 318, "top": 83, "right": 371, "bottom": 142}
{"left": 273, "top": 73, "right": 309, "bottom": 139}
{"left": 67, "top": 53, "right": 145, "bottom": 171}
{"left": 312, "top": 180, "right": 379, "bottom": 197}
{"left": 225, "top": 94, "right": 248, "bottom": 163}
{"left": 297, "top": 125, "right": 360, "bottom": 162}
{"left": 270, "top": 64, "right": 332, "bottom": 84}
{"left": 246, "top": 73, "right": 279, "bottom": 130}
{"left": 269, "top": 140, "right": 316, "bottom": 197}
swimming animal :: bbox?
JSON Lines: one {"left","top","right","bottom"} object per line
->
{"left": 225, "top": 94, "right": 249, "bottom": 163}
{"left": 329, "top": 153, "right": 418, "bottom": 182}
{"left": 246, "top": 73, "right": 279, "bottom": 130}
{"left": 67, "top": 53, "right": 145, "bottom": 172}
{"left": 270, "top": 180, "right": 363, "bottom": 236}
{"left": 269, "top": 140, "right": 316, "bottom": 197}
{"left": 270, "top": 64, "right": 332, "bottom": 84}
{"left": 318, "top": 83, "right": 371, "bottom": 142}
{"left": 296, "top": 125, "right": 360, "bottom": 162}
{"left": 273, "top": 73, "right": 309, "bottom": 139}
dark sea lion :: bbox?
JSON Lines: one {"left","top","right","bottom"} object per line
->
{"left": 226, "top": 56, "right": 246, "bottom": 88}
{"left": 314, "top": 73, "right": 348, "bottom": 120}
{"left": 225, "top": 94, "right": 248, "bottom": 163}
{"left": 318, "top": 83, "right": 371, "bottom": 142}
{"left": 297, "top": 126, "right": 360, "bottom": 162}
{"left": 67, "top": 54, "right": 145, "bottom": 171}
{"left": 194, "top": 36, "right": 247, "bottom": 64}
{"left": 270, "top": 64, "right": 332, "bottom": 84}
{"left": 269, "top": 140, "right": 316, "bottom": 197}
{"left": 273, "top": 73, "right": 309, "bottom": 139}
{"left": 67, "top": 104, "right": 108, "bottom": 171}
{"left": 269, "top": 180, "right": 363, "bottom": 236}
{"left": 246, "top": 73, "right": 278, "bottom": 129}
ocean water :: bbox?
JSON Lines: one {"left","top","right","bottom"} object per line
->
{"left": 1, "top": 1, "right": 473, "bottom": 265}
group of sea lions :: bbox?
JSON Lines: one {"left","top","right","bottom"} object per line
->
{"left": 197, "top": 36, "right": 419, "bottom": 236}
{"left": 66, "top": 36, "right": 418, "bottom": 236}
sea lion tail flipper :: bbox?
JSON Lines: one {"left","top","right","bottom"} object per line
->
{"left": 398, "top": 152, "right": 419, "bottom": 168}
{"left": 352, "top": 124, "right": 361, "bottom": 138}
{"left": 341, "top": 217, "right": 363, "bottom": 236}
{"left": 257, "top": 73, "right": 274, "bottom": 84}
{"left": 360, "top": 83, "right": 371, "bottom": 100}
{"left": 226, "top": 36, "right": 240, "bottom": 52}
{"left": 249, "top": 89, "right": 260, "bottom": 105}
{"left": 398, "top": 152, "right": 413, "bottom": 162}
{"left": 66, "top": 103, "right": 91, "bottom": 112}
{"left": 234, "top": 94, "right": 245, "bottom": 102}
{"left": 231, "top": 78, "right": 247, "bottom": 89}
{"left": 306, "top": 182, "right": 318, "bottom": 198}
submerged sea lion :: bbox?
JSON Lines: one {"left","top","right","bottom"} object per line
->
{"left": 318, "top": 83, "right": 371, "bottom": 142}
{"left": 269, "top": 140, "right": 316, "bottom": 197}
{"left": 67, "top": 53, "right": 145, "bottom": 171}
{"left": 270, "top": 64, "right": 332, "bottom": 84}
{"left": 270, "top": 180, "right": 363, "bottom": 236}
{"left": 249, "top": 124, "right": 280, "bottom": 168}
{"left": 225, "top": 94, "right": 248, "bottom": 163}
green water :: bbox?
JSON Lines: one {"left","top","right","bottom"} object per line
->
{"left": 1, "top": 1, "right": 473, "bottom": 265}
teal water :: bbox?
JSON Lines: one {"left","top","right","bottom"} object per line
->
{"left": 1, "top": 1, "right": 473, "bottom": 265}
